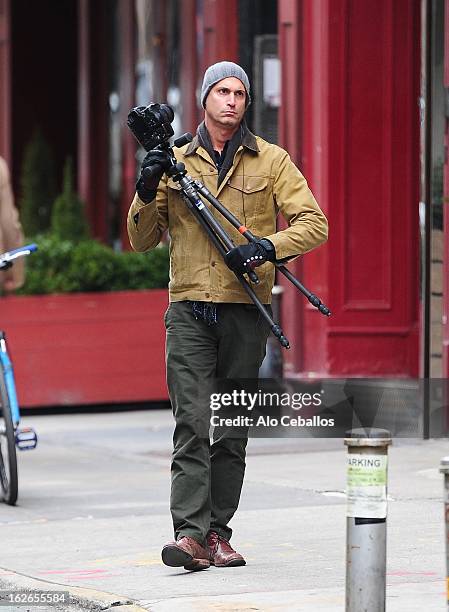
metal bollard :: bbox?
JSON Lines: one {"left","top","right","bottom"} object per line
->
{"left": 345, "top": 428, "right": 392, "bottom": 612}
{"left": 440, "top": 457, "right": 449, "bottom": 609}
{"left": 259, "top": 285, "right": 284, "bottom": 378}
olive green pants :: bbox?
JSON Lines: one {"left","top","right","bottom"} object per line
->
{"left": 165, "top": 301, "right": 271, "bottom": 545}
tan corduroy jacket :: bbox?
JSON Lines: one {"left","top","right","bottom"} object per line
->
{"left": 0, "top": 157, "right": 24, "bottom": 291}
{"left": 127, "top": 130, "right": 328, "bottom": 304}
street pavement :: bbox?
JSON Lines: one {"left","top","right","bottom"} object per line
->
{"left": 0, "top": 408, "right": 447, "bottom": 611}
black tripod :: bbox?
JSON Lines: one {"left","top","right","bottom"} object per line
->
{"left": 142, "top": 133, "right": 331, "bottom": 349}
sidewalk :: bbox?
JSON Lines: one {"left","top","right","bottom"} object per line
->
{"left": 0, "top": 409, "right": 447, "bottom": 611}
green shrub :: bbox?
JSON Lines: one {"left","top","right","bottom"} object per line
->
{"left": 17, "top": 234, "right": 169, "bottom": 295}
{"left": 119, "top": 247, "right": 172, "bottom": 290}
{"left": 51, "top": 157, "right": 89, "bottom": 242}
{"left": 19, "top": 129, "right": 57, "bottom": 235}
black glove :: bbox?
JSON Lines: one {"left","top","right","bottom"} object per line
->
{"left": 136, "top": 149, "right": 172, "bottom": 203}
{"left": 225, "top": 239, "right": 276, "bottom": 275}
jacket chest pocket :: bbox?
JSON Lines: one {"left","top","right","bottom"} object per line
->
{"left": 226, "top": 175, "right": 269, "bottom": 226}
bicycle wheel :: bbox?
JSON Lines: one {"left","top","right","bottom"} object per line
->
{"left": 0, "top": 369, "right": 18, "bottom": 505}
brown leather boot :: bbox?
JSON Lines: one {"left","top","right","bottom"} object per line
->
{"left": 207, "top": 531, "right": 246, "bottom": 567}
{"left": 162, "top": 536, "right": 211, "bottom": 571}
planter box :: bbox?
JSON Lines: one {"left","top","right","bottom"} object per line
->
{"left": 2, "top": 290, "right": 169, "bottom": 408}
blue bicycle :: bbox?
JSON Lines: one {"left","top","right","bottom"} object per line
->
{"left": 0, "top": 244, "right": 38, "bottom": 505}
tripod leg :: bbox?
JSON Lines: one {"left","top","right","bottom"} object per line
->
{"left": 276, "top": 265, "right": 331, "bottom": 316}
{"left": 234, "top": 274, "right": 290, "bottom": 349}
{"left": 178, "top": 178, "right": 260, "bottom": 285}
{"left": 183, "top": 196, "right": 290, "bottom": 349}
{"left": 193, "top": 179, "right": 331, "bottom": 317}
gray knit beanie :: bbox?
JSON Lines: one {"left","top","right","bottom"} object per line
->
{"left": 200, "top": 61, "right": 251, "bottom": 108}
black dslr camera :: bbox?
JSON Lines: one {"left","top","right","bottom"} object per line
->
{"left": 127, "top": 103, "right": 174, "bottom": 151}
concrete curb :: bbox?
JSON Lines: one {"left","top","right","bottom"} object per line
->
{"left": 0, "top": 567, "right": 148, "bottom": 611}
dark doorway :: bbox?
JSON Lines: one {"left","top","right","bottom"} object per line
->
{"left": 10, "top": 0, "right": 78, "bottom": 198}
{"left": 238, "top": 0, "right": 278, "bottom": 140}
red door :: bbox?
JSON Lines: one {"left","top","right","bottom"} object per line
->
{"left": 279, "top": 0, "right": 420, "bottom": 377}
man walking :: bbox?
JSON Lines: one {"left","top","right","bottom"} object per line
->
{"left": 127, "top": 61, "right": 328, "bottom": 571}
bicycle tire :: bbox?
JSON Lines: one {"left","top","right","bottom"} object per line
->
{"left": 0, "top": 368, "right": 18, "bottom": 505}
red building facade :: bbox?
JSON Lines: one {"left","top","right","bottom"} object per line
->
{"left": 0, "top": 0, "right": 443, "bottom": 382}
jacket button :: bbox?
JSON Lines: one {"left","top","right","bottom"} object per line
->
{"left": 211, "top": 261, "right": 216, "bottom": 267}
{"left": 205, "top": 293, "right": 210, "bottom": 298}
